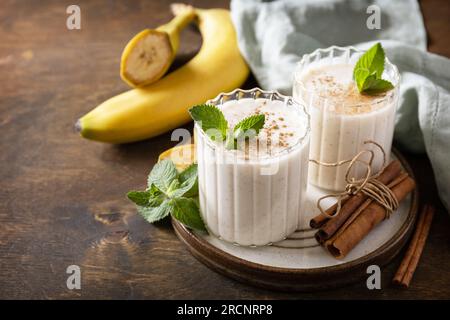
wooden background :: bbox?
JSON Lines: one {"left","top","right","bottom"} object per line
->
{"left": 1, "top": 0, "right": 449, "bottom": 299}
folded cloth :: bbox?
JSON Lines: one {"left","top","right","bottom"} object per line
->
{"left": 231, "top": 0, "right": 450, "bottom": 211}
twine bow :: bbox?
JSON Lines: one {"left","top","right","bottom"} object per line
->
{"left": 310, "top": 141, "right": 399, "bottom": 220}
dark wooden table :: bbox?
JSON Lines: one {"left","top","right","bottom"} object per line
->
{"left": 1, "top": 0, "right": 449, "bottom": 299}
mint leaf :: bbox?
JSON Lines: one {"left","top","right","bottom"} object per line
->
{"left": 172, "top": 164, "right": 198, "bottom": 198}
{"left": 362, "top": 79, "right": 394, "bottom": 94}
{"left": 226, "top": 113, "right": 266, "bottom": 150}
{"left": 178, "top": 163, "right": 197, "bottom": 182}
{"left": 170, "top": 197, "right": 206, "bottom": 231}
{"left": 361, "top": 73, "right": 378, "bottom": 92}
{"left": 127, "top": 159, "right": 202, "bottom": 230}
{"left": 233, "top": 114, "right": 265, "bottom": 140}
{"left": 148, "top": 195, "right": 165, "bottom": 207}
{"left": 171, "top": 175, "right": 197, "bottom": 198}
{"left": 353, "top": 68, "right": 371, "bottom": 92}
{"left": 188, "top": 105, "right": 266, "bottom": 150}
{"left": 127, "top": 191, "right": 151, "bottom": 206}
{"left": 166, "top": 179, "right": 180, "bottom": 195}
{"left": 354, "top": 42, "right": 385, "bottom": 79}
{"left": 353, "top": 42, "right": 394, "bottom": 95}
{"left": 189, "top": 104, "right": 228, "bottom": 141}
{"left": 147, "top": 159, "right": 178, "bottom": 193}
{"left": 127, "top": 186, "right": 166, "bottom": 207}
{"left": 137, "top": 199, "right": 171, "bottom": 223}
{"left": 147, "top": 184, "right": 166, "bottom": 206}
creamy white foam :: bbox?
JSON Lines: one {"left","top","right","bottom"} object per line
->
{"left": 217, "top": 98, "right": 307, "bottom": 157}
{"left": 300, "top": 64, "right": 388, "bottom": 111}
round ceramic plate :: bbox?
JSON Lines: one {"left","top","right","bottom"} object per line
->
{"left": 172, "top": 149, "right": 419, "bottom": 291}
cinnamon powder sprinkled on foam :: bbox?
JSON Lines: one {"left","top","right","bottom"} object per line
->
{"left": 301, "top": 65, "right": 389, "bottom": 115}
{"left": 220, "top": 99, "right": 305, "bottom": 157}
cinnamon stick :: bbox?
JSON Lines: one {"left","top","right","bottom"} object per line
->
{"left": 323, "top": 173, "right": 408, "bottom": 253}
{"left": 326, "top": 176, "right": 416, "bottom": 259}
{"left": 392, "top": 205, "right": 428, "bottom": 284}
{"left": 393, "top": 205, "right": 435, "bottom": 288}
{"left": 313, "top": 160, "right": 402, "bottom": 241}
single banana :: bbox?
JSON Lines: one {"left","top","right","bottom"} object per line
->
{"left": 77, "top": 5, "right": 249, "bottom": 144}
{"left": 120, "top": 7, "right": 195, "bottom": 87}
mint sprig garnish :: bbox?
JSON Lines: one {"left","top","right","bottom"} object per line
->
{"left": 137, "top": 200, "right": 172, "bottom": 224}
{"left": 170, "top": 163, "right": 198, "bottom": 198}
{"left": 189, "top": 104, "right": 265, "bottom": 150}
{"left": 233, "top": 114, "right": 265, "bottom": 140}
{"left": 171, "top": 197, "right": 205, "bottom": 231}
{"left": 127, "top": 160, "right": 206, "bottom": 231}
{"left": 189, "top": 104, "right": 228, "bottom": 142}
{"left": 147, "top": 159, "right": 178, "bottom": 193}
{"left": 353, "top": 43, "right": 394, "bottom": 95}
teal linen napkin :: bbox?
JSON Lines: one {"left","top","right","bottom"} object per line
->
{"left": 231, "top": 0, "right": 450, "bottom": 211}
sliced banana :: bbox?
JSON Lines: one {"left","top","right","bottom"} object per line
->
{"left": 120, "top": 30, "right": 172, "bottom": 87}
{"left": 158, "top": 144, "right": 196, "bottom": 171}
{"left": 120, "top": 8, "right": 195, "bottom": 88}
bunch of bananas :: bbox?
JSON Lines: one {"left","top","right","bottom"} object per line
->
{"left": 77, "top": 4, "right": 249, "bottom": 144}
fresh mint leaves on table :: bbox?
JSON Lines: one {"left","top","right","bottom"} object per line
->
{"left": 127, "top": 159, "right": 206, "bottom": 231}
{"left": 189, "top": 104, "right": 265, "bottom": 150}
{"left": 353, "top": 42, "right": 394, "bottom": 95}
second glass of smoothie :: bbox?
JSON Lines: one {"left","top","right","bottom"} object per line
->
{"left": 195, "top": 88, "right": 310, "bottom": 246}
{"left": 293, "top": 46, "right": 400, "bottom": 191}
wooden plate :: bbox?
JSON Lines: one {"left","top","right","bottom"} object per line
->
{"left": 172, "top": 149, "right": 419, "bottom": 291}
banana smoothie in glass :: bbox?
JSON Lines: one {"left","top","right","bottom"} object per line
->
{"left": 293, "top": 46, "right": 400, "bottom": 191}
{"left": 194, "top": 88, "right": 310, "bottom": 246}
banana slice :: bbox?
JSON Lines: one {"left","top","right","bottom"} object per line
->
{"left": 120, "top": 30, "right": 172, "bottom": 87}
{"left": 158, "top": 144, "right": 196, "bottom": 171}
{"left": 120, "top": 8, "right": 195, "bottom": 88}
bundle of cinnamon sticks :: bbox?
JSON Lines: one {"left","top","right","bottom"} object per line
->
{"left": 310, "top": 160, "right": 416, "bottom": 259}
